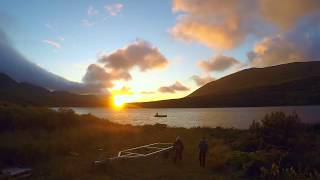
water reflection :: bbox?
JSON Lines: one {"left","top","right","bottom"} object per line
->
{"left": 69, "top": 106, "right": 320, "bottom": 129}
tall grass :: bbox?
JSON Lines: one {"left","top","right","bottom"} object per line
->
{"left": 0, "top": 103, "right": 319, "bottom": 179}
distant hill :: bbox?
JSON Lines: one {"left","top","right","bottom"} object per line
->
{"left": 0, "top": 73, "right": 107, "bottom": 107}
{"left": 129, "top": 61, "right": 320, "bottom": 108}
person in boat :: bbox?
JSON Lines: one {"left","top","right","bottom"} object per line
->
{"left": 173, "top": 136, "right": 184, "bottom": 163}
{"left": 198, "top": 137, "right": 209, "bottom": 167}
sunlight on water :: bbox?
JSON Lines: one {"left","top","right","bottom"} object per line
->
{"left": 69, "top": 106, "right": 320, "bottom": 129}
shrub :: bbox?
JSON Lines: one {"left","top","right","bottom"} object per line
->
{"left": 249, "top": 111, "right": 303, "bottom": 150}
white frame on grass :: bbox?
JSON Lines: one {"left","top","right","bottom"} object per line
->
{"left": 94, "top": 142, "right": 173, "bottom": 164}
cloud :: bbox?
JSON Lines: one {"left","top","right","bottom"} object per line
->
{"left": 140, "top": 91, "right": 155, "bottom": 94}
{"left": 105, "top": 3, "right": 123, "bottom": 16}
{"left": 158, "top": 81, "right": 189, "bottom": 93}
{"left": 171, "top": 0, "right": 265, "bottom": 50}
{"left": 44, "top": 23, "right": 56, "bottom": 32}
{"left": 0, "top": 28, "right": 93, "bottom": 93}
{"left": 81, "top": 19, "right": 95, "bottom": 27}
{"left": 171, "top": 0, "right": 320, "bottom": 50}
{"left": 58, "top": 36, "right": 65, "bottom": 41}
{"left": 259, "top": 0, "right": 320, "bottom": 28}
{"left": 43, "top": 39, "right": 61, "bottom": 49}
{"left": 83, "top": 40, "right": 169, "bottom": 92}
{"left": 112, "top": 86, "right": 134, "bottom": 95}
{"left": 99, "top": 39, "right": 168, "bottom": 72}
{"left": 82, "top": 64, "right": 132, "bottom": 91}
{"left": 248, "top": 15, "right": 320, "bottom": 67}
{"left": 88, "top": 5, "right": 99, "bottom": 16}
{"left": 82, "top": 64, "right": 113, "bottom": 89}
{"left": 198, "top": 55, "right": 240, "bottom": 72}
{"left": 190, "top": 75, "right": 214, "bottom": 86}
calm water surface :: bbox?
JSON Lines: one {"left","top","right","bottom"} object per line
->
{"left": 69, "top": 106, "right": 320, "bottom": 129}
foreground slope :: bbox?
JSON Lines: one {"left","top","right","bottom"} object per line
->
{"left": 1, "top": 103, "right": 319, "bottom": 179}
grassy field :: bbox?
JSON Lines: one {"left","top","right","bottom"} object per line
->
{"left": 0, "top": 102, "right": 320, "bottom": 179}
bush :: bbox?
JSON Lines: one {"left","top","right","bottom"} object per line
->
{"left": 249, "top": 111, "right": 303, "bottom": 150}
{"left": 235, "top": 112, "right": 320, "bottom": 178}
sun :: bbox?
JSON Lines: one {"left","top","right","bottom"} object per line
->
{"left": 111, "top": 86, "right": 140, "bottom": 109}
{"left": 113, "top": 95, "right": 126, "bottom": 108}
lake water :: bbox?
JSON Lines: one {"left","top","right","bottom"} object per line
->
{"left": 69, "top": 106, "right": 320, "bottom": 129}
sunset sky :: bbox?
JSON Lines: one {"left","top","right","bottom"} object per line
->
{"left": 1, "top": 0, "right": 320, "bottom": 102}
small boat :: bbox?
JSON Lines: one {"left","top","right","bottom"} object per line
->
{"left": 154, "top": 112, "right": 167, "bottom": 117}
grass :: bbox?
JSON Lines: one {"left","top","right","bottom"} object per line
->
{"left": 0, "top": 102, "right": 319, "bottom": 179}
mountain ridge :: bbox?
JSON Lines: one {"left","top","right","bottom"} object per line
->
{"left": 128, "top": 61, "right": 320, "bottom": 108}
{"left": 0, "top": 73, "right": 107, "bottom": 107}
{"left": 189, "top": 61, "right": 320, "bottom": 97}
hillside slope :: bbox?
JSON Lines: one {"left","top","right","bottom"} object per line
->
{"left": 189, "top": 61, "right": 320, "bottom": 97}
{"left": 129, "top": 62, "right": 320, "bottom": 108}
{"left": 0, "top": 73, "right": 106, "bottom": 107}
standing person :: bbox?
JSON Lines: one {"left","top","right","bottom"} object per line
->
{"left": 173, "top": 136, "right": 184, "bottom": 163}
{"left": 198, "top": 137, "right": 208, "bottom": 167}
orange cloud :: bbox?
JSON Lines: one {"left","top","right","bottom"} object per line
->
{"left": 190, "top": 75, "right": 214, "bottom": 86}
{"left": 171, "top": 0, "right": 260, "bottom": 50}
{"left": 259, "top": 0, "right": 320, "bottom": 28}
{"left": 159, "top": 81, "right": 189, "bottom": 93}
{"left": 171, "top": 0, "right": 320, "bottom": 50}
{"left": 99, "top": 40, "right": 168, "bottom": 72}
{"left": 249, "top": 35, "right": 309, "bottom": 67}
{"left": 248, "top": 13, "right": 320, "bottom": 67}
{"left": 83, "top": 40, "right": 169, "bottom": 93}
{"left": 198, "top": 55, "right": 240, "bottom": 72}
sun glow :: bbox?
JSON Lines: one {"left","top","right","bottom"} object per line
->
{"left": 112, "top": 94, "right": 139, "bottom": 109}
{"left": 113, "top": 95, "right": 126, "bottom": 108}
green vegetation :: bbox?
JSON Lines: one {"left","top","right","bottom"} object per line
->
{"left": 0, "top": 102, "right": 320, "bottom": 179}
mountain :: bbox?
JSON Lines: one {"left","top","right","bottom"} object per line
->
{"left": 189, "top": 61, "right": 320, "bottom": 97}
{"left": 129, "top": 61, "right": 320, "bottom": 108}
{"left": 0, "top": 73, "right": 107, "bottom": 107}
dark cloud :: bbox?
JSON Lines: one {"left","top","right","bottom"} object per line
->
{"left": 190, "top": 75, "right": 214, "bottom": 86}
{"left": 82, "top": 64, "right": 113, "bottom": 88}
{"left": 0, "top": 28, "right": 95, "bottom": 93}
{"left": 158, "top": 81, "right": 189, "bottom": 93}
{"left": 248, "top": 15, "right": 320, "bottom": 67}
{"left": 198, "top": 55, "right": 240, "bottom": 72}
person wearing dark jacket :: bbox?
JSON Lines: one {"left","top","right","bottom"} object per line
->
{"left": 173, "top": 136, "right": 184, "bottom": 163}
{"left": 198, "top": 137, "right": 208, "bottom": 167}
